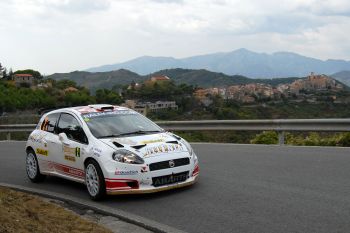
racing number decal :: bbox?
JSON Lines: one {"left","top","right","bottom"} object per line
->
{"left": 75, "top": 147, "right": 80, "bottom": 157}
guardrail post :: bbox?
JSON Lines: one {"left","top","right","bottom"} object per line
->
{"left": 278, "top": 131, "right": 285, "bottom": 146}
{"left": 6, "top": 131, "right": 11, "bottom": 141}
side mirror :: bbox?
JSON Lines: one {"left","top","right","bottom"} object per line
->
{"left": 59, "top": 132, "right": 68, "bottom": 142}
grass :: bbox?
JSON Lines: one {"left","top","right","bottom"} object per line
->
{"left": 0, "top": 187, "right": 112, "bottom": 233}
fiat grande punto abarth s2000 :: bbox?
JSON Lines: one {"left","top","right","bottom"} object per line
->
{"left": 25, "top": 104, "right": 199, "bottom": 200}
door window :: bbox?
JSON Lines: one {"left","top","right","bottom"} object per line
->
{"left": 57, "top": 113, "right": 88, "bottom": 144}
{"left": 40, "top": 113, "right": 60, "bottom": 134}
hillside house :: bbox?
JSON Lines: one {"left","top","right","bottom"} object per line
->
{"left": 14, "top": 74, "right": 34, "bottom": 87}
{"left": 150, "top": 75, "right": 170, "bottom": 82}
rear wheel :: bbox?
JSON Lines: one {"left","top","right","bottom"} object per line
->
{"left": 85, "top": 160, "right": 106, "bottom": 201}
{"left": 26, "top": 150, "right": 46, "bottom": 182}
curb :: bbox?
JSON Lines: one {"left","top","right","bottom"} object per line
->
{"left": 0, "top": 183, "right": 187, "bottom": 233}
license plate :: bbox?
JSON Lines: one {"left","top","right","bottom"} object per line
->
{"left": 152, "top": 171, "right": 189, "bottom": 187}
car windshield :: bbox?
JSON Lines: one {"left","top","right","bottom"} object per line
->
{"left": 82, "top": 110, "right": 163, "bottom": 138}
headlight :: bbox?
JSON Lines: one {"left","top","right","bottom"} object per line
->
{"left": 181, "top": 139, "right": 194, "bottom": 156}
{"left": 181, "top": 138, "right": 198, "bottom": 164}
{"left": 112, "top": 149, "right": 144, "bottom": 164}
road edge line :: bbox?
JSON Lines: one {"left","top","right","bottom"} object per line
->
{"left": 0, "top": 182, "right": 187, "bottom": 233}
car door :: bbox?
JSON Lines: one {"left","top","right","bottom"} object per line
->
{"left": 55, "top": 113, "right": 89, "bottom": 179}
{"left": 38, "top": 112, "right": 61, "bottom": 173}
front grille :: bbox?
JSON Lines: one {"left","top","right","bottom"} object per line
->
{"left": 152, "top": 171, "right": 189, "bottom": 187}
{"left": 149, "top": 158, "right": 190, "bottom": 171}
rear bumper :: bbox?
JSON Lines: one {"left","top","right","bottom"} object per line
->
{"left": 106, "top": 174, "right": 198, "bottom": 195}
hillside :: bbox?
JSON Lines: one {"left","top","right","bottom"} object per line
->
{"left": 150, "top": 69, "right": 252, "bottom": 87}
{"left": 47, "top": 68, "right": 302, "bottom": 89}
{"left": 331, "top": 71, "right": 350, "bottom": 86}
{"left": 86, "top": 49, "right": 350, "bottom": 78}
{"left": 48, "top": 69, "right": 146, "bottom": 91}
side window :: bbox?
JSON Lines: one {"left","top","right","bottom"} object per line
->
{"left": 40, "top": 113, "right": 60, "bottom": 134}
{"left": 57, "top": 113, "right": 88, "bottom": 144}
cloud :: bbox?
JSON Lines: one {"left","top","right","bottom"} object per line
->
{"left": 1, "top": 0, "right": 350, "bottom": 73}
{"left": 45, "top": 0, "right": 112, "bottom": 13}
{"left": 148, "top": 0, "right": 183, "bottom": 3}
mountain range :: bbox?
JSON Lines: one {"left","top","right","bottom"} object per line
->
{"left": 47, "top": 68, "right": 304, "bottom": 92}
{"left": 86, "top": 48, "right": 350, "bottom": 79}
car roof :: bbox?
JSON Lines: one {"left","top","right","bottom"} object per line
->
{"left": 45, "top": 104, "right": 133, "bottom": 117}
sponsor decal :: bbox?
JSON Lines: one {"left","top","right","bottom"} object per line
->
{"left": 92, "top": 147, "right": 102, "bottom": 157}
{"left": 153, "top": 172, "right": 188, "bottom": 187}
{"left": 114, "top": 169, "right": 139, "bottom": 175}
{"left": 65, "top": 155, "right": 76, "bottom": 162}
{"left": 139, "top": 179, "right": 151, "bottom": 185}
{"left": 30, "top": 133, "right": 46, "bottom": 144}
{"left": 112, "top": 138, "right": 137, "bottom": 146}
{"left": 41, "top": 160, "right": 85, "bottom": 178}
{"left": 63, "top": 146, "right": 81, "bottom": 162}
{"left": 144, "top": 143, "right": 184, "bottom": 157}
{"left": 36, "top": 148, "right": 48, "bottom": 156}
{"left": 140, "top": 139, "right": 164, "bottom": 144}
{"left": 82, "top": 110, "right": 136, "bottom": 119}
{"left": 49, "top": 161, "right": 84, "bottom": 178}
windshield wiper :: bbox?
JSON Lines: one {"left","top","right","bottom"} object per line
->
{"left": 98, "top": 130, "right": 163, "bottom": 138}
{"left": 117, "top": 130, "right": 162, "bottom": 136}
{"left": 97, "top": 134, "right": 121, "bottom": 139}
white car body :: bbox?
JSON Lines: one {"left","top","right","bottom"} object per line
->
{"left": 25, "top": 104, "right": 199, "bottom": 197}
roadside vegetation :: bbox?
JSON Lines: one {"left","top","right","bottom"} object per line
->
{"left": 1, "top": 67, "right": 350, "bottom": 146}
{"left": 0, "top": 187, "right": 112, "bottom": 233}
{"left": 251, "top": 131, "right": 350, "bottom": 147}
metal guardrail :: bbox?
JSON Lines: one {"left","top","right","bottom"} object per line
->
{"left": 1, "top": 119, "right": 350, "bottom": 145}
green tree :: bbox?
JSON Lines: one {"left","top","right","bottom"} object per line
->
{"left": 95, "top": 89, "right": 122, "bottom": 104}
{"left": 0, "top": 63, "right": 4, "bottom": 79}
{"left": 54, "top": 79, "right": 78, "bottom": 89}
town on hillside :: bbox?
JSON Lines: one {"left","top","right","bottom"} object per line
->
{"left": 193, "top": 72, "right": 345, "bottom": 105}
{"left": 122, "top": 72, "right": 348, "bottom": 114}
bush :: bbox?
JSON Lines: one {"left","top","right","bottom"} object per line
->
{"left": 251, "top": 131, "right": 278, "bottom": 144}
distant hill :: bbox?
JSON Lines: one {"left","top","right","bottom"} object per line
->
{"left": 47, "top": 69, "right": 146, "bottom": 92}
{"left": 331, "top": 71, "right": 350, "bottom": 86}
{"left": 150, "top": 69, "right": 252, "bottom": 86}
{"left": 46, "top": 68, "right": 303, "bottom": 90}
{"left": 86, "top": 48, "right": 350, "bottom": 78}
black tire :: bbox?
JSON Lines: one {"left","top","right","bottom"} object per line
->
{"left": 85, "top": 159, "right": 106, "bottom": 201}
{"left": 26, "top": 150, "right": 46, "bottom": 183}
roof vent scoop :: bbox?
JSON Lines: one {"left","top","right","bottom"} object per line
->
{"left": 88, "top": 104, "right": 114, "bottom": 111}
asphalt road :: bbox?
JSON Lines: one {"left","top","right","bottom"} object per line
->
{"left": 1, "top": 141, "right": 350, "bottom": 233}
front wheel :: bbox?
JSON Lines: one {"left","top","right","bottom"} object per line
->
{"left": 85, "top": 160, "right": 106, "bottom": 201}
{"left": 26, "top": 150, "right": 46, "bottom": 182}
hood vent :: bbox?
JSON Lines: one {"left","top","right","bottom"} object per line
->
{"left": 166, "top": 140, "right": 178, "bottom": 144}
{"left": 171, "top": 134, "right": 181, "bottom": 141}
{"left": 131, "top": 144, "right": 147, "bottom": 150}
{"left": 112, "top": 142, "right": 124, "bottom": 148}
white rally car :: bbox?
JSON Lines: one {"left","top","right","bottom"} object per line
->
{"left": 25, "top": 104, "right": 199, "bottom": 200}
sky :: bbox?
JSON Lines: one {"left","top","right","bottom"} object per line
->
{"left": 1, "top": 0, "right": 350, "bottom": 74}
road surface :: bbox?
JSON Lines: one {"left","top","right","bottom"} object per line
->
{"left": 1, "top": 141, "right": 350, "bottom": 233}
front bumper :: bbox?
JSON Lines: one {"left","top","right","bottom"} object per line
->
{"left": 105, "top": 174, "right": 198, "bottom": 195}
{"left": 103, "top": 151, "right": 199, "bottom": 195}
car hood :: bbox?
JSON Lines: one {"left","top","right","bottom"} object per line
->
{"left": 99, "top": 132, "right": 188, "bottom": 158}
